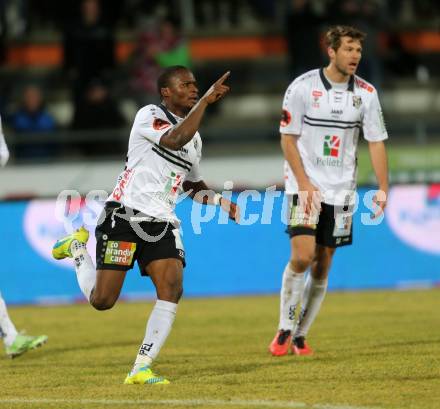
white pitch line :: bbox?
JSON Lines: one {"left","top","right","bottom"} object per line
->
{"left": 0, "top": 398, "right": 382, "bottom": 409}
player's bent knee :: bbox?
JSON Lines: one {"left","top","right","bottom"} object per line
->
{"left": 291, "top": 253, "right": 314, "bottom": 273}
{"left": 90, "top": 293, "right": 117, "bottom": 311}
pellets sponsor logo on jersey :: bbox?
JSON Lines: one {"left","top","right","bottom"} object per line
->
{"left": 280, "top": 109, "right": 292, "bottom": 127}
{"left": 155, "top": 171, "right": 184, "bottom": 206}
{"left": 317, "top": 135, "right": 342, "bottom": 167}
{"left": 153, "top": 118, "right": 171, "bottom": 130}
{"left": 165, "top": 171, "right": 183, "bottom": 195}
{"left": 323, "top": 135, "right": 340, "bottom": 157}
{"left": 104, "top": 241, "right": 136, "bottom": 265}
{"left": 352, "top": 95, "right": 362, "bottom": 108}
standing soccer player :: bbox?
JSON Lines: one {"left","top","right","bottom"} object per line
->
{"left": 0, "top": 116, "right": 48, "bottom": 358}
{"left": 269, "top": 26, "right": 388, "bottom": 356}
{"left": 52, "top": 66, "right": 239, "bottom": 383}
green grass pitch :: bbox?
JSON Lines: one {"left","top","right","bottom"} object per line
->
{"left": 1, "top": 289, "right": 439, "bottom": 409}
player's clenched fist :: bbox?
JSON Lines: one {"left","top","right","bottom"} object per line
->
{"left": 201, "top": 71, "right": 230, "bottom": 104}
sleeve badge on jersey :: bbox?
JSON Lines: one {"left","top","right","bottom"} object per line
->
{"left": 280, "top": 110, "right": 292, "bottom": 127}
{"left": 153, "top": 118, "right": 171, "bottom": 130}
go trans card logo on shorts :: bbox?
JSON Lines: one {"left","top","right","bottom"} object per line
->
{"left": 104, "top": 241, "right": 136, "bottom": 266}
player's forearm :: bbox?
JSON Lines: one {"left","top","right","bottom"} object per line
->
{"left": 182, "top": 180, "right": 221, "bottom": 205}
{"left": 280, "top": 134, "right": 309, "bottom": 186}
{"left": 369, "top": 141, "right": 389, "bottom": 193}
{"left": 160, "top": 99, "right": 209, "bottom": 151}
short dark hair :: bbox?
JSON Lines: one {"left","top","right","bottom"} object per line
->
{"left": 157, "top": 65, "right": 190, "bottom": 97}
{"left": 325, "top": 25, "right": 366, "bottom": 51}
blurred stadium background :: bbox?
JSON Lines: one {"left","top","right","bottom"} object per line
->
{"left": 1, "top": 1, "right": 440, "bottom": 408}
{"left": 1, "top": 0, "right": 439, "bottom": 302}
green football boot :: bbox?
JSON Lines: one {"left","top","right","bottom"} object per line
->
{"left": 6, "top": 333, "right": 48, "bottom": 358}
{"left": 52, "top": 227, "right": 89, "bottom": 260}
{"left": 124, "top": 365, "right": 170, "bottom": 385}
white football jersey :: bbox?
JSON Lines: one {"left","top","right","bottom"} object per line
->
{"left": 280, "top": 68, "right": 388, "bottom": 205}
{"left": 108, "top": 104, "right": 202, "bottom": 224}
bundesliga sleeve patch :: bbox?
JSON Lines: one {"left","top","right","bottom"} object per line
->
{"left": 153, "top": 118, "right": 171, "bottom": 130}
{"left": 280, "top": 110, "right": 292, "bottom": 127}
{"left": 104, "top": 241, "right": 136, "bottom": 266}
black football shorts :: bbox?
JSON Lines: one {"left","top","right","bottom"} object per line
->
{"left": 286, "top": 194, "right": 353, "bottom": 248}
{"left": 95, "top": 201, "right": 186, "bottom": 274}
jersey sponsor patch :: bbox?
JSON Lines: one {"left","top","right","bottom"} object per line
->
{"left": 153, "top": 118, "right": 171, "bottom": 130}
{"left": 333, "top": 213, "right": 352, "bottom": 237}
{"left": 280, "top": 109, "right": 292, "bottom": 127}
{"left": 356, "top": 78, "right": 374, "bottom": 93}
{"left": 323, "top": 135, "right": 340, "bottom": 157}
{"left": 104, "top": 240, "right": 136, "bottom": 266}
{"left": 312, "top": 90, "right": 322, "bottom": 108}
{"left": 112, "top": 168, "right": 133, "bottom": 201}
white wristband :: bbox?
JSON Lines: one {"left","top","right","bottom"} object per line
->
{"left": 213, "top": 193, "right": 222, "bottom": 206}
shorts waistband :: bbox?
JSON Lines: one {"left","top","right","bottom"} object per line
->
{"left": 105, "top": 201, "right": 167, "bottom": 223}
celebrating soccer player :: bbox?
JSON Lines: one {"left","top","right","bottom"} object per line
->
{"left": 52, "top": 66, "right": 239, "bottom": 384}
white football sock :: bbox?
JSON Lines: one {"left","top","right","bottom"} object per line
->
{"left": 295, "top": 276, "right": 328, "bottom": 338}
{"left": 278, "top": 263, "right": 305, "bottom": 331}
{"left": 132, "top": 300, "right": 178, "bottom": 373}
{"left": 71, "top": 240, "right": 96, "bottom": 302}
{"left": 0, "top": 293, "right": 18, "bottom": 346}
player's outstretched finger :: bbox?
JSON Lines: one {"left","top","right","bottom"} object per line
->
{"left": 216, "top": 71, "right": 231, "bottom": 85}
